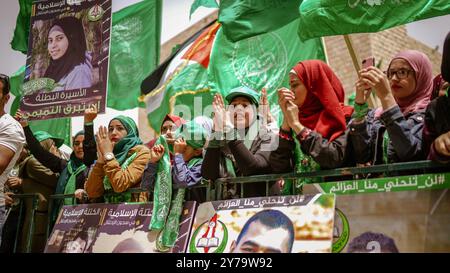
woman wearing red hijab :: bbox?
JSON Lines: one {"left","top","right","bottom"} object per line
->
{"left": 351, "top": 50, "right": 433, "bottom": 165}
{"left": 271, "top": 60, "right": 354, "bottom": 181}
{"left": 145, "top": 114, "right": 185, "bottom": 149}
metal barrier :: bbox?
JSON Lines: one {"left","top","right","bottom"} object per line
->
{"left": 7, "top": 193, "right": 40, "bottom": 253}
{"left": 213, "top": 160, "right": 450, "bottom": 200}
{"left": 13, "top": 160, "right": 449, "bottom": 252}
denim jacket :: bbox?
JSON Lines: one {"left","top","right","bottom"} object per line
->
{"left": 349, "top": 105, "right": 426, "bottom": 165}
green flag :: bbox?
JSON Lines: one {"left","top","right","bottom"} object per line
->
{"left": 10, "top": 0, "right": 33, "bottom": 54}
{"left": 208, "top": 18, "right": 325, "bottom": 121}
{"left": 108, "top": 0, "right": 162, "bottom": 110}
{"left": 298, "top": 0, "right": 450, "bottom": 41}
{"left": 142, "top": 22, "right": 220, "bottom": 134}
{"left": 218, "top": 0, "right": 302, "bottom": 42}
{"left": 9, "top": 66, "right": 72, "bottom": 145}
{"left": 190, "top": 0, "right": 218, "bottom": 19}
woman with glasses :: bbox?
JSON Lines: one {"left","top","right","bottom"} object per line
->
{"left": 349, "top": 50, "right": 433, "bottom": 165}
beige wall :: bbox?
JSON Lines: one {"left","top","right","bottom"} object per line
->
{"left": 324, "top": 25, "right": 442, "bottom": 104}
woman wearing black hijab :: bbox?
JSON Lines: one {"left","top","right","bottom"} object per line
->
{"left": 44, "top": 16, "right": 93, "bottom": 91}
{"left": 423, "top": 31, "right": 450, "bottom": 162}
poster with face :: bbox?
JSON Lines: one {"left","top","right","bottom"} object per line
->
{"left": 302, "top": 177, "right": 450, "bottom": 253}
{"left": 20, "top": 0, "right": 111, "bottom": 120}
{"left": 187, "top": 194, "right": 336, "bottom": 253}
{"left": 45, "top": 202, "right": 196, "bottom": 253}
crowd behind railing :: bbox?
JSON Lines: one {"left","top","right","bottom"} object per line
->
{"left": 1, "top": 32, "right": 450, "bottom": 253}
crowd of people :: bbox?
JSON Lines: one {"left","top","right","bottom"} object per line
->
{"left": 1, "top": 31, "right": 449, "bottom": 252}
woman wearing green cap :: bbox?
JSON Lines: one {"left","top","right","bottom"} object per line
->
{"left": 202, "top": 87, "right": 280, "bottom": 198}
{"left": 141, "top": 118, "right": 210, "bottom": 198}
{"left": 84, "top": 115, "right": 150, "bottom": 202}
{"left": 15, "top": 109, "right": 97, "bottom": 204}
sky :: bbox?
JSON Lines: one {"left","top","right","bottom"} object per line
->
{"left": 0, "top": 0, "right": 449, "bottom": 135}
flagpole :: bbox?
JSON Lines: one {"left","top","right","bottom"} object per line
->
{"left": 321, "top": 37, "right": 329, "bottom": 65}
{"left": 343, "top": 34, "right": 376, "bottom": 108}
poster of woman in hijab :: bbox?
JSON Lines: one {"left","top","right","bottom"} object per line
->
{"left": 19, "top": 0, "right": 112, "bottom": 121}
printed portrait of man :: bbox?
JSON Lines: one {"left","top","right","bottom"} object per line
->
{"left": 230, "top": 209, "right": 295, "bottom": 253}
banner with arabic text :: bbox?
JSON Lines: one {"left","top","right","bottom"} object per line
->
{"left": 303, "top": 178, "right": 450, "bottom": 252}
{"left": 188, "top": 194, "right": 336, "bottom": 253}
{"left": 20, "top": 0, "right": 111, "bottom": 120}
{"left": 44, "top": 202, "right": 196, "bottom": 253}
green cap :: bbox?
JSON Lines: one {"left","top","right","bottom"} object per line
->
{"left": 176, "top": 119, "right": 208, "bottom": 149}
{"left": 225, "top": 86, "right": 260, "bottom": 106}
{"left": 33, "top": 131, "right": 64, "bottom": 147}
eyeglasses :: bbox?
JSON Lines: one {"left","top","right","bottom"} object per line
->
{"left": 385, "top": 69, "right": 414, "bottom": 80}
{"left": 0, "top": 73, "right": 10, "bottom": 93}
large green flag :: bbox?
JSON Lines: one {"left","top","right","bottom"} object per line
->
{"left": 108, "top": 0, "right": 162, "bottom": 110}
{"left": 298, "top": 0, "right": 450, "bottom": 41}
{"left": 10, "top": 0, "right": 33, "bottom": 54}
{"left": 208, "top": 18, "right": 325, "bottom": 121}
{"left": 190, "top": 0, "right": 218, "bottom": 19}
{"left": 9, "top": 66, "right": 72, "bottom": 145}
{"left": 218, "top": 0, "right": 302, "bottom": 42}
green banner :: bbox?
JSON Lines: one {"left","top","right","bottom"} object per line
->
{"left": 316, "top": 172, "right": 450, "bottom": 195}
{"left": 10, "top": 0, "right": 33, "bottom": 54}
{"left": 108, "top": 0, "right": 162, "bottom": 110}
{"left": 298, "top": 0, "right": 450, "bottom": 41}
{"left": 219, "top": 0, "right": 301, "bottom": 42}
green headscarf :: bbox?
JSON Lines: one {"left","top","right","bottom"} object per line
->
{"left": 102, "top": 116, "right": 142, "bottom": 202}
{"left": 34, "top": 130, "right": 64, "bottom": 148}
{"left": 175, "top": 119, "right": 208, "bottom": 149}
{"left": 109, "top": 115, "right": 142, "bottom": 165}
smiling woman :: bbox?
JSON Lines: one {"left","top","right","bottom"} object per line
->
{"left": 43, "top": 16, "right": 93, "bottom": 91}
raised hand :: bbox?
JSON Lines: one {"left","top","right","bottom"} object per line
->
{"left": 95, "top": 126, "right": 113, "bottom": 155}
{"left": 212, "top": 93, "right": 228, "bottom": 132}
{"left": 84, "top": 104, "right": 98, "bottom": 124}
{"left": 14, "top": 110, "right": 29, "bottom": 128}
{"left": 259, "top": 88, "right": 274, "bottom": 124}
{"left": 173, "top": 138, "right": 187, "bottom": 154}
{"left": 149, "top": 144, "right": 165, "bottom": 163}
{"left": 359, "top": 67, "right": 396, "bottom": 110}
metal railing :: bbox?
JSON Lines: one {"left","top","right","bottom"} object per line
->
{"left": 9, "top": 160, "right": 449, "bottom": 252}
{"left": 7, "top": 193, "right": 40, "bottom": 253}
{"left": 213, "top": 160, "right": 450, "bottom": 199}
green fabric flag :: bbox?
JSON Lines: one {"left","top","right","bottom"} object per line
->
{"left": 149, "top": 136, "right": 172, "bottom": 231}
{"left": 10, "top": 0, "right": 33, "bottom": 54}
{"left": 108, "top": 0, "right": 162, "bottom": 110}
{"left": 298, "top": 0, "right": 450, "bottom": 41}
{"left": 208, "top": 18, "right": 326, "bottom": 122}
{"left": 218, "top": 0, "right": 302, "bottom": 42}
{"left": 9, "top": 66, "right": 72, "bottom": 145}
{"left": 143, "top": 22, "right": 220, "bottom": 134}
{"left": 190, "top": 0, "right": 218, "bottom": 19}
